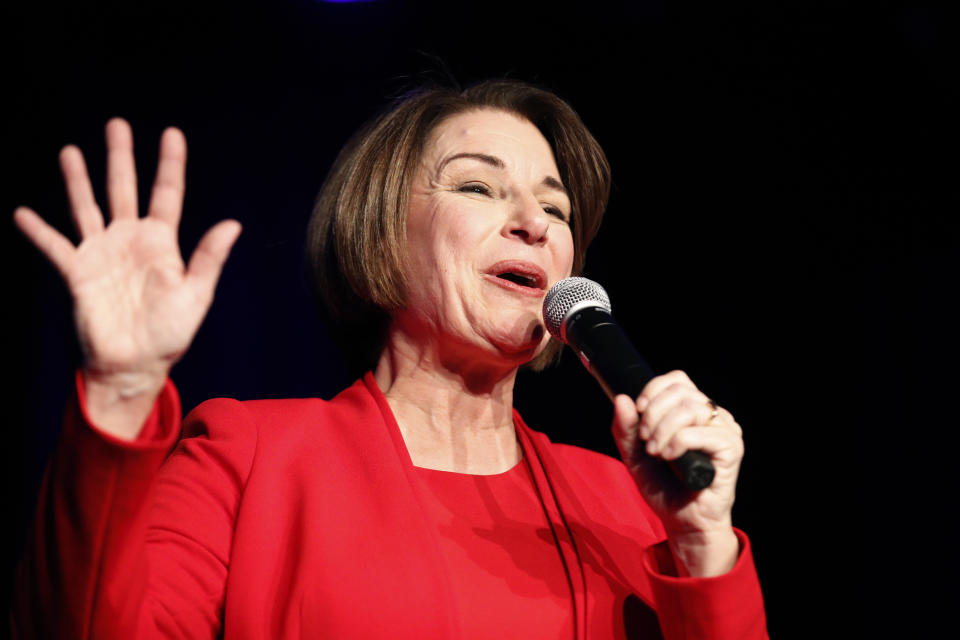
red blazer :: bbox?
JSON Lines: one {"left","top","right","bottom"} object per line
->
{"left": 13, "top": 373, "right": 767, "bottom": 639}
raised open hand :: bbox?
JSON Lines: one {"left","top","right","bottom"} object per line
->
{"left": 14, "top": 119, "right": 241, "bottom": 438}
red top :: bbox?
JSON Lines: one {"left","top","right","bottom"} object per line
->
{"left": 12, "top": 373, "right": 768, "bottom": 639}
{"left": 416, "top": 460, "right": 575, "bottom": 638}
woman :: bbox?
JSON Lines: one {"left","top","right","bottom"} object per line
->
{"left": 13, "top": 81, "right": 767, "bottom": 638}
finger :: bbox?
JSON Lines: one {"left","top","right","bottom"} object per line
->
{"left": 59, "top": 145, "right": 105, "bottom": 238}
{"left": 644, "top": 396, "right": 713, "bottom": 456}
{"left": 641, "top": 382, "right": 709, "bottom": 440}
{"left": 636, "top": 370, "right": 695, "bottom": 413}
{"left": 659, "top": 425, "right": 744, "bottom": 464}
{"left": 147, "top": 126, "right": 187, "bottom": 227}
{"left": 105, "top": 118, "right": 138, "bottom": 221}
{"left": 13, "top": 207, "right": 76, "bottom": 277}
{"left": 186, "top": 220, "right": 242, "bottom": 300}
{"left": 720, "top": 409, "right": 742, "bottom": 436}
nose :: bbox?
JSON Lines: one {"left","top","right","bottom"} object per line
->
{"left": 504, "top": 193, "right": 550, "bottom": 245}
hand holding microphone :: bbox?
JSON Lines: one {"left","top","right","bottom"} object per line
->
{"left": 542, "top": 277, "right": 716, "bottom": 491}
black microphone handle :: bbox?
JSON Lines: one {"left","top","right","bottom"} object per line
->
{"left": 565, "top": 307, "right": 716, "bottom": 492}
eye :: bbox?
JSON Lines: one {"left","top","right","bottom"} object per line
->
{"left": 458, "top": 182, "right": 492, "bottom": 196}
{"left": 542, "top": 204, "right": 570, "bottom": 223}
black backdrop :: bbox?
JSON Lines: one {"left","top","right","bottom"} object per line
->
{"left": 6, "top": 1, "right": 958, "bottom": 636}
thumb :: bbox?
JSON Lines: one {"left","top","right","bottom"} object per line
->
{"left": 186, "top": 219, "right": 242, "bottom": 299}
{"left": 611, "top": 393, "right": 641, "bottom": 457}
{"left": 13, "top": 207, "right": 77, "bottom": 279}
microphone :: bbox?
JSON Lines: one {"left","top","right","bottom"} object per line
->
{"left": 542, "top": 277, "right": 715, "bottom": 491}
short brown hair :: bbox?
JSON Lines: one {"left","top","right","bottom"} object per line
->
{"left": 307, "top": 79, "right": 611, "bottom": 376}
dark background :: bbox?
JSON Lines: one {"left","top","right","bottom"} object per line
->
{"left": 5, "top": 0, "right": 958, "bottom": 636}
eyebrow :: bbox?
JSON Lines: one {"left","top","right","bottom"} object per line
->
{"left": 436, "top": 152, "right": 567, "bottom": 194}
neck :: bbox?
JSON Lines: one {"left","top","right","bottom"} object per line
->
{"left": 373, "top": 325, "right": 522, "bottom": 475}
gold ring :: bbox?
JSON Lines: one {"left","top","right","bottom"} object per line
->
{"left": 706, "top": 398, "right": 719, "bottom": 424}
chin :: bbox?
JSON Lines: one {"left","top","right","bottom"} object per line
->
{"left": 488, "top": 322, "right": 548, "bottom": 364}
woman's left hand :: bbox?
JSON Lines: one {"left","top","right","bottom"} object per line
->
{"left": 611, "top": 370, "right": 744, "bottom": 577}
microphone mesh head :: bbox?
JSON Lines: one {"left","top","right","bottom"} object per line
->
{"left": 542, "top": 277, "right": 611, "bottom": 341}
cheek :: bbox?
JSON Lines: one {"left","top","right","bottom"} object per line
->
{"left": 554, "top": 228, "right": 575, "bottom": 276}
{"left": 406, "top": 229, "right": 475, "bottom": 315}
{"left": 405, "top": 199, "right": 455, "bottom": 274}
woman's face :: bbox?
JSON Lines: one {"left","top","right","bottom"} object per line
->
{"left": 397, "top": 109, "right": 574, "bottom": 368}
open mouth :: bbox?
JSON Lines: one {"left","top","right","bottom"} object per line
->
{"left": 497, "top": 272, "right": 540, "bottom": 288}
{"left": 486, "top": 261, "right": 547, "bottom": 292}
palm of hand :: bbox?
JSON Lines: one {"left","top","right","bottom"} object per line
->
{"left": 70, "top": 217, "right": 201, "bottom": 373}
{"left": 14, "top": 118, "right": 241, "bottom": 380}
